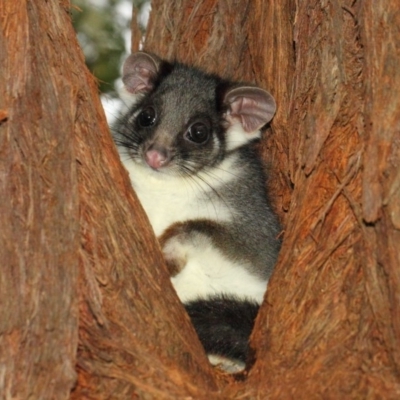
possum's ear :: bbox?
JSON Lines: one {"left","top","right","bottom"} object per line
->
{"left": 224, "top": 86, "right": 276, "bottom": 133}
{"left": 122, "top": 52, "right": 161, "bottom": 94}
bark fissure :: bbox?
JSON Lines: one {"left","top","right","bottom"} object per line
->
{"left": 1, "top": 0, "right": 399, "bottom": 398}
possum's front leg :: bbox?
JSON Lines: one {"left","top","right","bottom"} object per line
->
{"left": 158, "top": 219, "right": 223, "bottom": 276}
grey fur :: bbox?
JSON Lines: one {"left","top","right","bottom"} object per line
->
{"left": 113, "top": 51, "right": 282, "bottom": 367}
{"left": 113, "top": 52, "right": 281, "bottom": 281}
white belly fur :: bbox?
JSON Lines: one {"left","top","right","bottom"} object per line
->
{"left": 123, "top": 154, "right": 267, "bottom": 304}
{"left": 170, "top": 241, "right": 268, "bottom": 304}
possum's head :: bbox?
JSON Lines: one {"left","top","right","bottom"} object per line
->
{"left": 114, "top": 51, "right": 276, "bottom": 176}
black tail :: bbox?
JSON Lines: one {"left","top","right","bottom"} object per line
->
{"left": 184, "top": 295, "right": 259, "bottom": 363}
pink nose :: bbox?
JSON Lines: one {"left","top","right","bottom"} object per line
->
{"left": 145, "top": 149, "right": 168, "bottom": 169}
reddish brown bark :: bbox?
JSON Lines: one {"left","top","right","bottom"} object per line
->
{"left": 146, "top": 1, "right": 400, "bottom": 398}
{"left": 1, "top": 0, "right": 399, "bottom": 399}
{"left": 1, "top": 1, "right": 221, "bottom": 399}
{"left": 0, "top": 1, "right": 79, "bottom": 398}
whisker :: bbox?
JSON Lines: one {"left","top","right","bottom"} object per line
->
{"left": 177, "top": 162, "right": 233, "bottom": 216}
{"left": 178, "top": 166, "right": 222, "bottom": 218}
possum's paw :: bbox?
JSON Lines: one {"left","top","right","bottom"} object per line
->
{"left": 160, "top": 233, "right": 189, "bottom": 276}
{"left": 208, "top": 354, "right": 246, "bottom": 373}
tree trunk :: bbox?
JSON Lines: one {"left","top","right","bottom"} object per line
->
{"left": 1, "top": 1, "right": 218, "bottom": 399}
{"left": 1, "top": 0, "right": 399, "bottom": 399}
{"left": 0, "top": 1, "right": 79, "bottom": 398}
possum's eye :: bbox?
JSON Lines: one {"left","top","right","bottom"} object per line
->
{"left": 185, "top": 122, "right": 210, "bottom": 144}
{"left": 138, "top": 106, "right": 156, "bottom": 127}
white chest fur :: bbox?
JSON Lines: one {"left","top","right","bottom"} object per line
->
{"left": 122, "top": 154, "right": 267, "bottom": 304}
{"left": 123, "top": 157, "right": 236, "bottom": 236}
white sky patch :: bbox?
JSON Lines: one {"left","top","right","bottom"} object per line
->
{"left": 101, "top": 77, "right": 132, "bottom": 124}
{"left": 123, "top": 30, "right": 131, "bottom": 54}
{"left": 101, "top": 95, "right": 124, "bottom": 125}
{"left": 138, "top": 2, "right": 151, "bottom": 28}
{"left": 115, "top": 0, "right": 133, "bottom": 20}
{"left": 99, "top": 1, "right": 152, "bottom": 124}
{"left": 86, "top": 0, "right": 109, "bottom": 10}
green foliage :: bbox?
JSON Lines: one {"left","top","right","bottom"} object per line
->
{"left": 71, "top": 0, "right": 129, "bottom": 94}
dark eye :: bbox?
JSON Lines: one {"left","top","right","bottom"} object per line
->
{"left": 185, "top": 122, "right": 210, "bottom": 144}
{"left": 138, "top": 107, "right": 156, "bottom": 127}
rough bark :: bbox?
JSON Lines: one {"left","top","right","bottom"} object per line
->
{"left": 135, "top": 0, "right": 400, "bottom": 397}
{"left": 1, "top": 1, "right": 221, "bottom": 399}
{"left": 246, "top": 2, "right": 400, "bottom": 398}
{"left": 0, "top": 1, "right": 79, "bottom": 398}
{"left": 1, "top": 0, "right": 399, "bottom": 399}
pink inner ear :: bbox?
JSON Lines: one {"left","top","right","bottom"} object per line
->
{"left": 123, "top": 75, "right": 149, "bottom": 94}
{"left": 230, "top": 97, "right": 266, "bottom": 133}
{"left": 136, "top": 66, "right": 153, "bottom": 79}
{"left": 123, "top": 66, "right": 154, "bottom": 94}
{"left": 122, "top": 53, "right": 159, "bottom": 94}
{"left": 225, "top": 87, "right": 276, "bottom": 133}
{"left": 124, "top": 66, "right": 154, "bottom": 93}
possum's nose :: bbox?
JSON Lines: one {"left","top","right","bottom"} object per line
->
{"left": 144, "top": 145, "right": 171, "bottom": 170}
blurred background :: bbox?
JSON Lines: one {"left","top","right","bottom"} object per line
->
{"left": 71, "top": 0, "right": 151, "bottom": 121}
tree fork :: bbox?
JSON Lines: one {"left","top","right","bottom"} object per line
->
{"left": 1, "top": 0, "right": 399, "bottom": 399}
